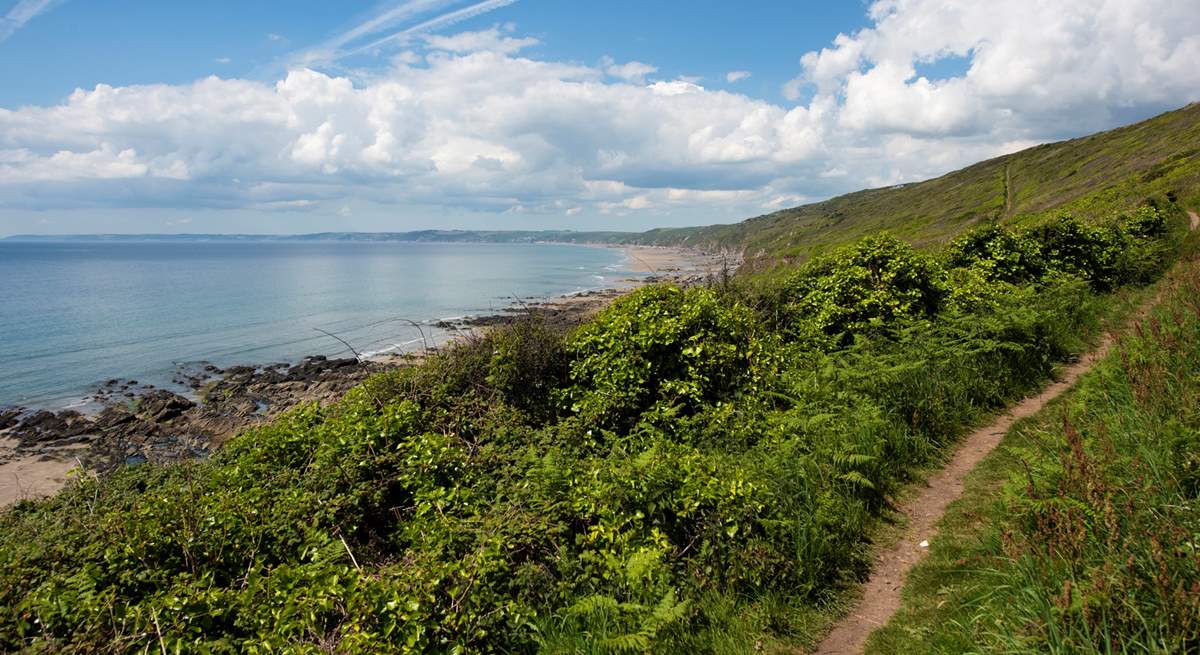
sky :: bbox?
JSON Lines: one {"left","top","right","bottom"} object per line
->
{"left": 0, "top": 0, "right": 1198, "bottom": 235}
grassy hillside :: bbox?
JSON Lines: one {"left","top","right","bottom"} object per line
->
{"left": 633, "top": 103, "right": 1200, "bottom": 262}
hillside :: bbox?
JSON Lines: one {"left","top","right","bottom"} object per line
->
{"left": 632, "top": 103, "right": 1200, "bottom": 261}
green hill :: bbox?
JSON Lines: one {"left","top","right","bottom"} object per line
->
{"left": 632, "top": 103, "right": 1200, "bottom": 261}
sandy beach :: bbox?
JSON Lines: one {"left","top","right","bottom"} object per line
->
{"left": 617, "top": 245, "right": 733, "bottom": 277}
{"left": 0, "top": 438, "right": 83, "bottom": 506}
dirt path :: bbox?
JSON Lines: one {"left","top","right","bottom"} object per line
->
{"left": 1003, "top": 164, "right": 1013, "bottom": 216}
{"left": 811, "top": 211, "right": 1199, "bottom": 655}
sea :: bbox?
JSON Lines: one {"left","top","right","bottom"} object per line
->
{"left": 0, "top": 240, "right": 638, "bottom": 409}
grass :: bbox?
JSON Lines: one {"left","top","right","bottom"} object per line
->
{"left": 865, "top": 231, "right": 1200, "bottom": 654}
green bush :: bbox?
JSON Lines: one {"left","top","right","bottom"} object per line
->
{"left": 1028, "top": 214, "right": 1125, "bottom": 290}
{"left": 945, "top": 223, "right": 1045, "bottom": 283}
{"left": 563, "top": 285, "right": 767, "bottom": 432}
{"left": 781, "top": 234, "right": 948, "bottom": 347}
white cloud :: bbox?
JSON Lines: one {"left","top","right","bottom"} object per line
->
{"left": 423, "top": 26, "right": 537, "bottom": 54}
{"left": 602, "top": 57, "right": 657, "bottom": 83}
{"left": 0, "top": 42, "right": 828, "bottom": 212}
{"left": 302, "top": 0, "right": 520, "bottom": 65}
{"left": 0, "top": 0, "right": 64, "bottom": 42}
{"left": 215, "top": 57, "right": 232, "bottom": 64}
{"left": 725, "top": 70, "right": 751, "bottom": 83}
{"left": 2, "top": 3, "right": 1198, "bottom": 222}
{"left": 786, "top": 0, "right": 1200, "bottom": 138}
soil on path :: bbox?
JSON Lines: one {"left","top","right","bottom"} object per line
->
{"left": 811, "top": 210, "right": 1200, "bottom": 655}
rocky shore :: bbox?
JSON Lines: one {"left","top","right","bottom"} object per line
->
{"left": 0, "top": 356, "right": 390, "bottom": 505}
{"left": 0, "top": 245, "right": 733, "bottom": 507}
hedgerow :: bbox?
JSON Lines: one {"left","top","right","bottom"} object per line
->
{"left": 0, "top": 204, "right": 1186, "bottom": 653}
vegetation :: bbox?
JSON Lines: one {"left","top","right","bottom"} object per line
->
{"left": 867, "top": 236, "right": 1200, "bottom": 654}
{"left": 0, "top": 200, "right": 1189, "bottom": 653}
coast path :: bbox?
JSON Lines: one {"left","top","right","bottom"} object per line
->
{"left": 810, "top": 209, "right": 1200, "bottom": 654}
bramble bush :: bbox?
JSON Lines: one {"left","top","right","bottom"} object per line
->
{"left": 944, "top": 223, "right": 1045, "bottom": 283}
{"left": 563, "top": 285, "right": 768, "bottom": 433}
{"left": 944, "top": 207, "right": 1179, "bottom": 293}
{"left": 778, "top": 234, "right": 948, "bottom": 347}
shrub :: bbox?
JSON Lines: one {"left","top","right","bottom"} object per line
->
{"left": 485, "top": 317, "right": 572, "bottom": 423}
{"left": 781, "top": 234, "right": 949, "bottom": 346}
{"left": 945, "top": 223, "right": 1045, "bottom": 283}
{"left": 1119, "top": 204, "right": 1169, "bottom": 239}
{"left": 1027, "top": 214, "right": 1125, "bottom": 290}
{"left": 563, "top": 285, "right": 765, "bottom": 432}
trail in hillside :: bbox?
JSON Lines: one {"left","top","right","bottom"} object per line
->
{"left": 1004, "top": 164, "right": 1013, "bottom": 216}
{"left": 810, "top": 212, "right": 1199, "bottom": 655}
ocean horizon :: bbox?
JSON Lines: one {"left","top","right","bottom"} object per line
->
{"left": 0, "top": 240, "right": 639, "bottom": 409}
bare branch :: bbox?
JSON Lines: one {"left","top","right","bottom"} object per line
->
{"left": 312, "top": 328, "right": 362, "bottom": 361}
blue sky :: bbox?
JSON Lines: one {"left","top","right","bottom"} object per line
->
{"left": 0, "top": 0, "right": 1197, "bottom": 235}
{"left": 1, "top": 1, "right": 872, "bottom": 109}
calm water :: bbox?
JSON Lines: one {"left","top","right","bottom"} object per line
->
{"left": 0, "top": 241, "right": 635, "bottom": 408}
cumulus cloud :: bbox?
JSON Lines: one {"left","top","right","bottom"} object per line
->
{"left": 725, "top": 70, "right": 751, "bottom": 83}
{"left": 2, "top": 2, "right": 1198, "bottom": 221}
{"left": 786, "top": 0, "right": 1200, "bottom": 138}
{"left": 0, "top": 38, "right": 828, "bottom": 212}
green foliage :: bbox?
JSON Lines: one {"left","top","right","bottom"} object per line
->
{"left": 946, "top": 209, "right": 1179, "bottom": 294}
{"left": 564, "top": 285, "right": 766, "bottom": 431}
{"left": 780, "top": 234, "right": 948, "bottom": 346}
{"left": 0, "top": 214, "right": 1182, "bottom": 653}
{"left": 485, "top": 317, "right": 572, "bottom": 422}
{"left": 945, "top": 223, "right": 1045, "bottom": 283}
{"left": 1027, "top": 214, "right": 1127, "bottom": 290}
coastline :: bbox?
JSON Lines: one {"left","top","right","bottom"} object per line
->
{"left": 0, "top": 244, "right": 726, "bottom": 508}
